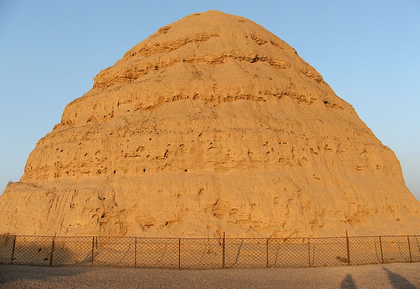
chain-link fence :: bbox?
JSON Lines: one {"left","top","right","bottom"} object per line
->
{"left": 0, "top": 234, "right": 419, "bottom": 269}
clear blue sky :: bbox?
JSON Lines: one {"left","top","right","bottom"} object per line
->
{"left": 1, "top": 0, "right": 419, "bottom": 200}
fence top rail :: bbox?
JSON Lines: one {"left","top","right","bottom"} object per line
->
{"left": 1, "top": 234, "right": 419, "bottom": 240}
{"left": 346, "top": 234, "right": 420, "bottom": 238}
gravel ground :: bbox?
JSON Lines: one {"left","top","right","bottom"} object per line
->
{"left": 0, "top": 263, "right": 419, "bottom": 289}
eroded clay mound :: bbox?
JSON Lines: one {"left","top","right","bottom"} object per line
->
{"left": 1, "top": 10, "right": 419, "bottom": 238}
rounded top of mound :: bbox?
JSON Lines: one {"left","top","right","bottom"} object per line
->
{"left": 124, "top": 10, "right": 291, "bottom": 56}
{"left": 91, "top": 10, "right": 319, "bottom": 89}
{"left": 62, "top": 10, "right": 347, "bottom": 126}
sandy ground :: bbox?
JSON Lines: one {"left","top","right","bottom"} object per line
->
{"left": 0, "top": 263, "right": 419, "bottom": 288}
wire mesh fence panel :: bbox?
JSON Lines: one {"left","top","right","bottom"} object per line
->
{"left": 310, "top": 237, "right": 348, "bottom": 267}
{"left": 52, "top": 236, "right": 93, "bottom": 266}
{"left": 348, "top": 236, "right": 381, "bottom": 265}
{"left": 225, "top": 239, "right": 267, "bottom": 268}
{"left": 135, "top": 238, "right": 179, "bottom": 269}
{"left": 0, "top": 235, "right": 15, "bottom": 264}
{"left": 92, "top": 237, "right": 135, "bottom": 267}
{"left": 1, "top": 234, "right": 419, "bottom": 269}
{"left": 13, "top": 236, "right": 53, "bottom": 266}
{"left": 409, "top": 235, "right": 420, "bottom": 262}
{"left": 381, "top": 236, "right": 411, "bottom": 264}
{"left": 269, "top": 238, "right": 309, "bottom": 268}
{"left": 180, "top": 238, "right": 223, "bottom": 269}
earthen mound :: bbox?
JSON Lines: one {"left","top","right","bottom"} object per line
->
{"left": 1, "top": 11, "right": 419, "bottom": 238}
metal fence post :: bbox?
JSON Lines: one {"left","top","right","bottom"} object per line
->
{"left": 407, "top": 235, "right": 412, "bottom": 262}
{"left": 222, "top": 232, "right": 225, "bottom": 269}
{"left": 134, "top": 237, "right": 137, "bottom": 268}
{"left": 10, "top": 235, "right": 16, "bottom": 265}
{"left": 266, "top": 238, "right": 269, "bottom": 268}
{"left": 379, "top": 236, "right": 384, "bottom": 263}
{"left": 178, "top": 238, "right": 181, "bottom": 270}
{"left": 307, "top": 238, "right": 311, "bottom": 267}
{"left": 49, "top": 235, "right": 56, "bottom": 266}
{"left": 346, "top": 230, "right": 350, "bottom": 266}
{"left": 91, "top": 237, "right": 95, "bottom": 266}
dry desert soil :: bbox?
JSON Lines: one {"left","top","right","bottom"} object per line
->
{"left": 0, "top": 263, "right": 419, "bottom": 288}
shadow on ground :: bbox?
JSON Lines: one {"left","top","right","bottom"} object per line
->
{"left": 0, "top": 264, "right": 90, "bottom": 285}
{"left": 340, "top": 274, "right": 357, "bottom": 289}
{"left": 384, "top": 267, "right": 417, "bottom": 289}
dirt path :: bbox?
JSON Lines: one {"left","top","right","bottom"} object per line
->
{"left": 1, "top": 263, "right": 419, "bottom": 288}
